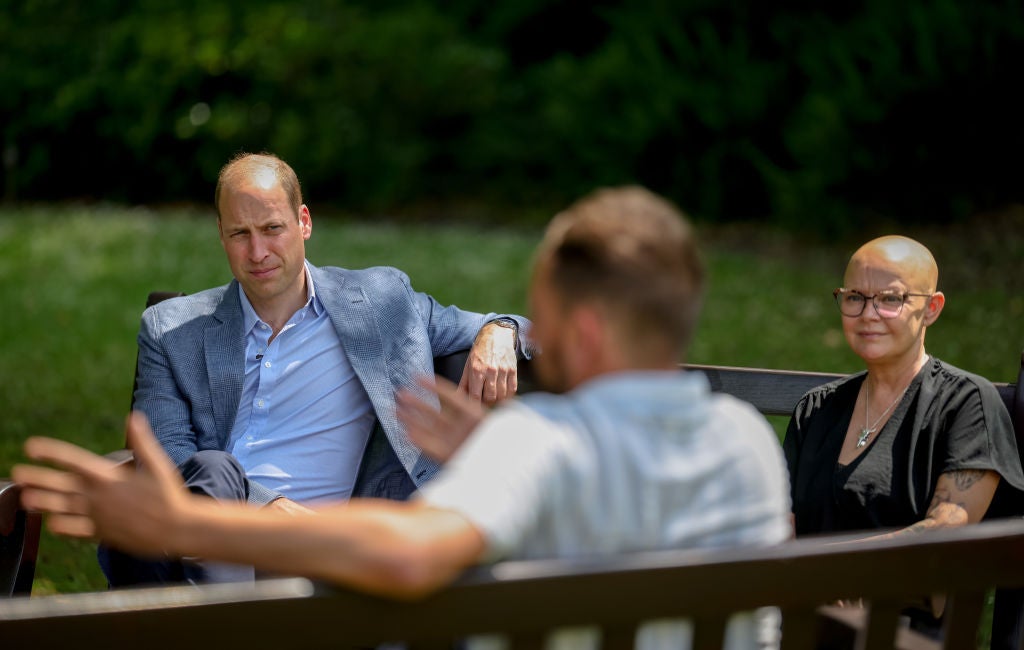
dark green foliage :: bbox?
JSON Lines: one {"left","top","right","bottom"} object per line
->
{"left": 2, "top": 1, "right": 1022, "bottom": 229}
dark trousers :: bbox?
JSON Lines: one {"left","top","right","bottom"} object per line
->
{"left": 98, "top": 450, "right": 255, "bottom": 587}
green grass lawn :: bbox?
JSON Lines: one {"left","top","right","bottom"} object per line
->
{"left": 1, "top": 204, "right": 1022, "bottom": 597}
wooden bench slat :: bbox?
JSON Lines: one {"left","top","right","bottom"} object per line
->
{"left": 940, "top": 590, "right": 988, "bottom": 650}
{"left": 779, "top": 606, "right": 820, "bottom": 650}
{"left": 860, "top": 600, "right": 903, "bottom": 650}
{"left": 690, "top": 614, "right": 728, "bottom": 650}
{"left": 685, "top": 364, "right": 845, "bottom": 416}
{"left": 600, "top": 625, "right": 638, "bottom": 650}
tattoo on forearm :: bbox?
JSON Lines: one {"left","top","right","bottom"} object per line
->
{"left": 925, "top": 486, "right": 970, "bottom": 525}
{"left": 906, "top": 521, "right": 930, "bottom": 534}
{"left": 930, "top": 486, "right": 952, "bottom": 508}
{"left": 952, "top": 469, "right": 987, "bottom": 491}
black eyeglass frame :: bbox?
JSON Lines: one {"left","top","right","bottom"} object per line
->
{"left": 832, "top": 288, "right": 933, "bottom": 318}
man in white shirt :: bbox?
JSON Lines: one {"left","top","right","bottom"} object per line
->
{"left": 16, "top": 186, "right": 790, "bottom": 647}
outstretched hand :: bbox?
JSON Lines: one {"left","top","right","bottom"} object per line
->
{"left": 397, "top": 375, "right": 488, "bottom": 463}
{"left": 13, "top": 412, "right": 189, "bottom": 557}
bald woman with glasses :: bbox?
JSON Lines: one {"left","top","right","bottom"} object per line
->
{"left": 783, "top": 235, "right": 1024, "bottom": 638}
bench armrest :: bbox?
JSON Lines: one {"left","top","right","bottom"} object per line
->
{"left": 0, "top": 480, "right": 41, "bottom": 597}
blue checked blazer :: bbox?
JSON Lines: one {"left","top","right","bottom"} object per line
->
{"left": 133, "top": 262, "right": 530, "bottom": 505}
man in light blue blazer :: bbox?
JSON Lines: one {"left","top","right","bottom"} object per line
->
{"left": 103, "top": 152, "right": 531, "bottom": 584}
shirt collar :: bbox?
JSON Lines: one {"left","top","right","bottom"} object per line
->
{"left": 237, "top": 261, "right": 323, "bottom": 333}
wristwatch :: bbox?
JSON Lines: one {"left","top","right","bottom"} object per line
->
{"left": 488, "top": 317, "right": 519, "bottom": 349}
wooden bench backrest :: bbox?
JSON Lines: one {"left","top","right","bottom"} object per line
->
{"left": 688, "top": 358, "right": 1022, "bottom": 422}
{"left": 4, "top": 518, "right": 1024, "bottom": 649}
{"left": 687, "top": 358, "right": 1024, "bottom": 476}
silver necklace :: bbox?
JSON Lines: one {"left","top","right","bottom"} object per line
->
{"left": 857, "top": 380, "right": 909, "bottom": 448}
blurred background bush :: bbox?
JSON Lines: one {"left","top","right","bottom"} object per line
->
{"left": 3, "top": 0, "right": 1022, "bottom": 231}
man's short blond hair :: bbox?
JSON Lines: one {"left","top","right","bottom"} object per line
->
{"left": 539, "top": 186, "right": 705, "bottom": 354}
{"left": 214, "top": 152, "right": 303, "bottom": 219}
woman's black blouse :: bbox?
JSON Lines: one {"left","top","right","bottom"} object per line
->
{"left": 783, "top": 357, "right": 1024, "bottom": 537}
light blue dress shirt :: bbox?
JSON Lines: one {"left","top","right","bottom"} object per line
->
{"left": 228, "top": 264, "right": 375, "bottom": 503}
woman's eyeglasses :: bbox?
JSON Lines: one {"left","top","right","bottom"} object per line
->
{"left": 833, "top": 288, "right": 932, "bottom": 318}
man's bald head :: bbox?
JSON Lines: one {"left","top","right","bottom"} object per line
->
{"left": 844, "top": 235, "right": 938, "bottom": 294}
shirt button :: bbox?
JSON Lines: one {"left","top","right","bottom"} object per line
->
{"left": 264, "top": 361, "right": 271, "bottom": 368}
{"left": 257, "top": 399, "right": 265, "bottom": 408}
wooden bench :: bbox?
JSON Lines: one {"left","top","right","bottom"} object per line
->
{"left": 3, "top": 517, "right": 1024, "bottom": 649}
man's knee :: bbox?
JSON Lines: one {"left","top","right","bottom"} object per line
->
{"left": 180, "top": 450, "right": 248, "bottom": 502}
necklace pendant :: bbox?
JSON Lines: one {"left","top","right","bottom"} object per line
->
{"left": 856, "top": 428, "right": 872, "bottom": 448}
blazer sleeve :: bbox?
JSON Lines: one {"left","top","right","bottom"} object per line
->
{"left": 133, "top": 306, "right": 202, "bottom": 467}
{"left": 397, "top": 269, "right": 534, "bottom": 359}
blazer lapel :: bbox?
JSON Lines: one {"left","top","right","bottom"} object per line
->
{"left": 311, "top": 264, "right": 429, "bottom": 485}
{"left": 205, "top": 282, "right": 245, "bottom": 448}
{"left": 314, "top": 268, "right": 392, "bottom": 407}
